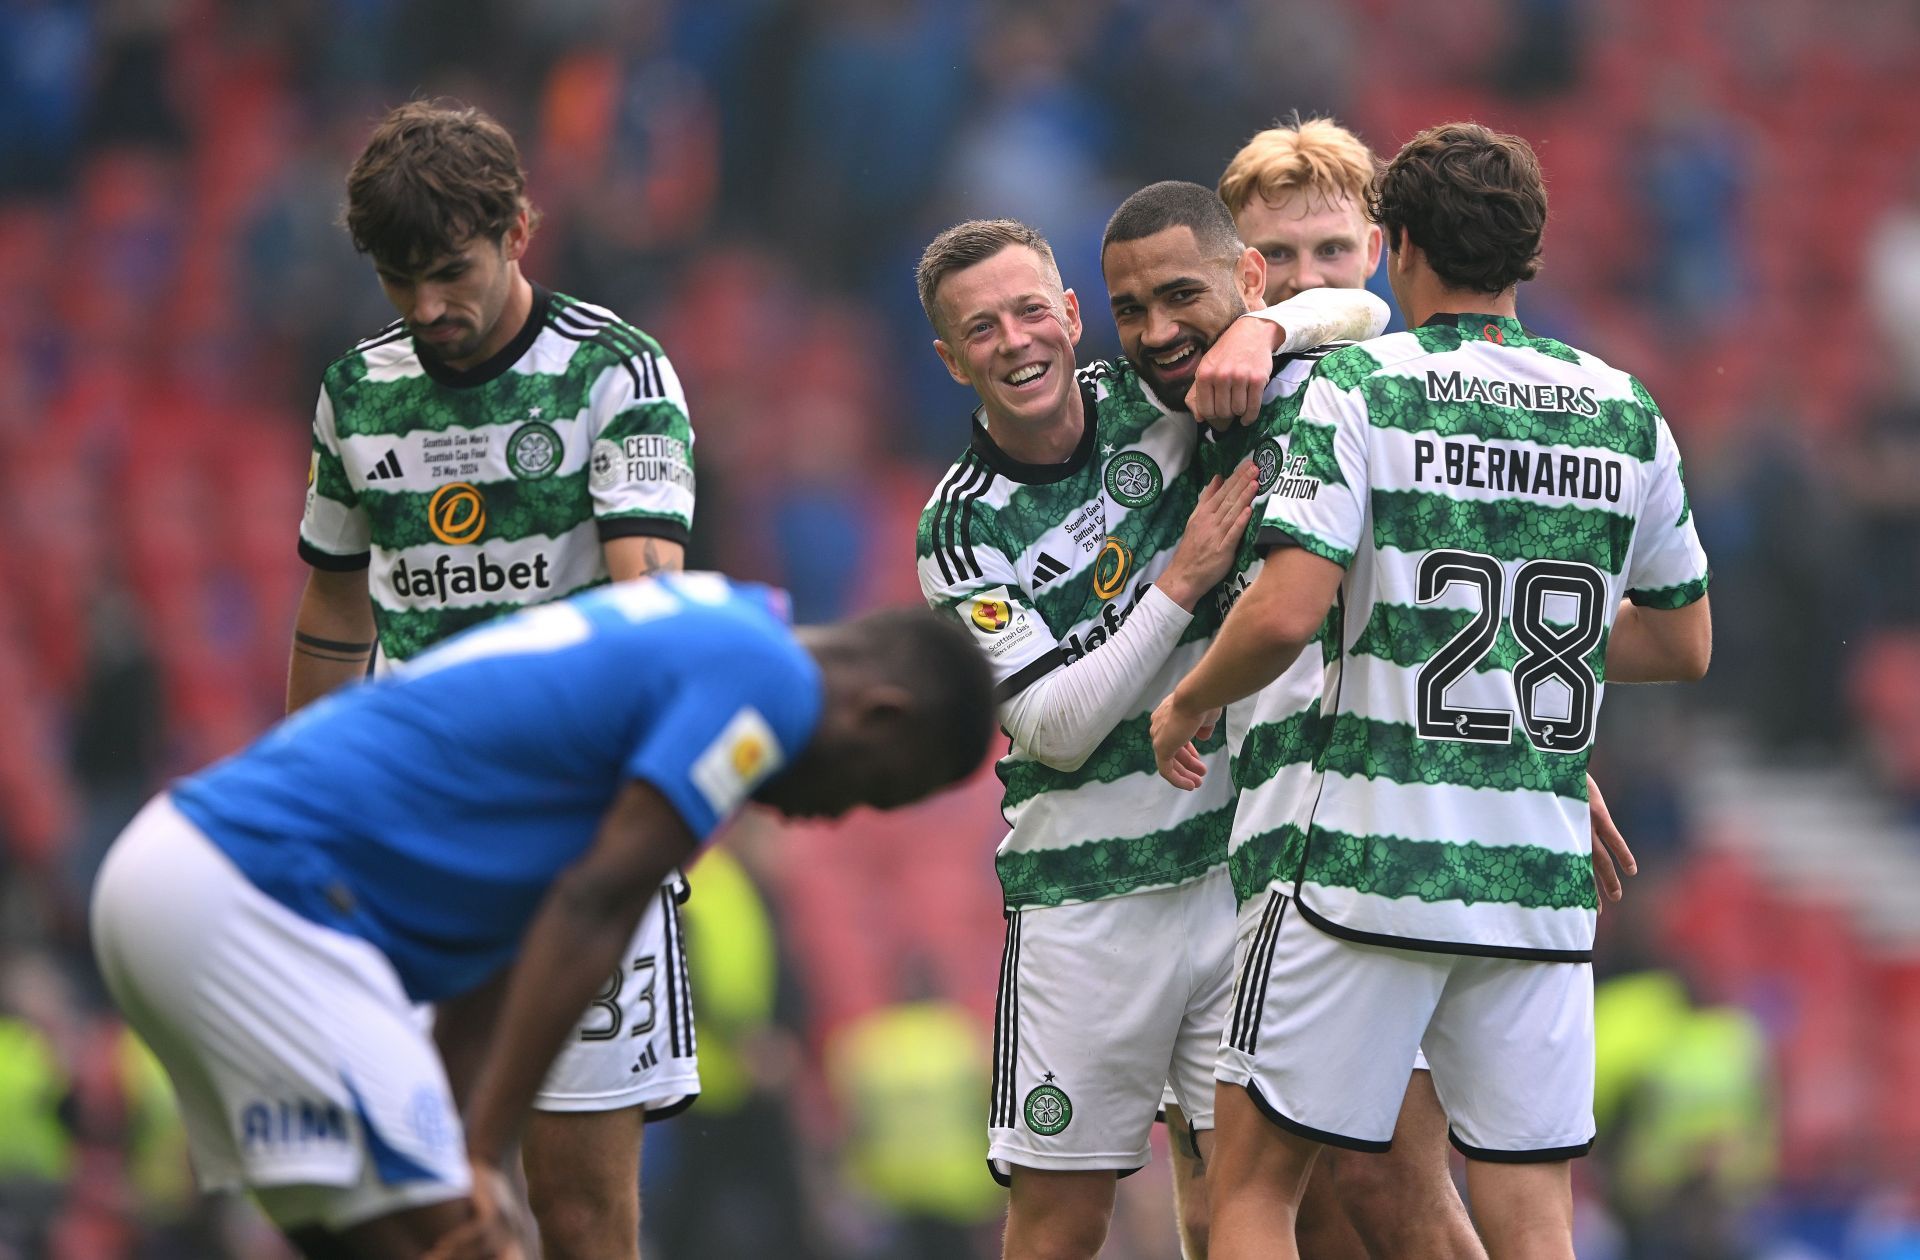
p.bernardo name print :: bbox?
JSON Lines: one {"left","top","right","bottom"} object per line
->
{"left": 1412, "top": 437, "right": 1625, "bottom": 505}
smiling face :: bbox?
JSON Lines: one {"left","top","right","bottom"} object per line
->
{"left": 1103, "top": 225, "right": 1264, "bottom": 411}
{"left": 1233, "top": 187, "right": 1381, "bottom": 305}
{"left": 931, "top": 244, "right": 1084, "bottom": 431}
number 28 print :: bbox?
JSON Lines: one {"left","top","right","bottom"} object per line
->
{"left": 1413, "top": 549, "right": 1606, "bottom": 754}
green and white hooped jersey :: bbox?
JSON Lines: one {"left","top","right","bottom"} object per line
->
{"left": 917, "top": 360, "right": 1231, "bottom": 910}
{"left": 1259, "top": 314, "right": 1710, "bottom": 960}
{"left": 1198, "top": 348, "right": 1344, "bottom": 908}
{"left": 300, "top": 287, "right": 695, "bottom": 661}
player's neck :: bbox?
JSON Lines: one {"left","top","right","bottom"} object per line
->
{"left": 1403, "top": 278, "right": 1518, "bottom": 328}
{"left": 443, "top": 271, "right": 536, "bottom": 372}
{"left": 981, "top": 383, "right": 1085, "bottom": 466}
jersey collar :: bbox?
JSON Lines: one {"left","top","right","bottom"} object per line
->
{"left": 416, "top": 284, "right": 552, "bottom": 389}
{"left": 968, "top": 376, "right": 1100, "bottom": 485}
{"left": 1421, "top": 312, "right": 1528, "bottom": 345}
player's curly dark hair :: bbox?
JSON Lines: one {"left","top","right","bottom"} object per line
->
{"left": 344, "top": 99, "right": 541, "bottom": 271}
{"left": 1370, "top": 123, "right": 1546, "bottom": 294}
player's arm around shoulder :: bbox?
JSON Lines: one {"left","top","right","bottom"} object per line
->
{"left": 460, "top": 781, "right": 696, "bottom": 1170}
{"left": 1188, "top": 288, "right": 1392, "bottom": 429}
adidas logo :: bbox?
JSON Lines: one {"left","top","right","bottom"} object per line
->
{"left": 366, "top": 450, "right": 403, "bottom": 482}
{"left": 1031, "top": 551, "right": 1069, "bottom": 587}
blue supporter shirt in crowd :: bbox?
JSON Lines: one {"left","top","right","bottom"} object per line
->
{"left": 171, "top": 574, "right": 823, "bottom": 1002}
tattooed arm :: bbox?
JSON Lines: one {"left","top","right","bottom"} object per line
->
{"left": 604, "top": 535, "right": 685, "bottom": 582}
{"left": 286, "top": 567, "right": 376, "bottom": 712}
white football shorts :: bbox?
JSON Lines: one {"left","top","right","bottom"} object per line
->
{"left": 989, "top": 866, "right": 1237, "bottom": 1182}
{"left": 535, "top": 874, "right": 700, "bottom": 1118}
{"left": 1216, "top": 892, "right": 1594, "bottom": 1160}
{"left": 90, "top": 795, "right": 470, "bottom": 1232}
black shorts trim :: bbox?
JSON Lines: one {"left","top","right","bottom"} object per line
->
{"left": 989, "top": 914, "right": 1022, "bottom": 1130}
{"left": 1449, "top": 1130, "right": 1593, "bottom": 1163}
{"left": 597, "top": 516, "right": 691, "bottom": 547}
{"left": 1242, "top": 1080, "right": 1391, "bottom": 1154}
{"left": 299, "top": 539, "right": 371, "bottom": 572}
{"left": 987, "top": 1159, "right": 1146, "bottom": 1189}
{"left": 642, "top": 1094, "right": 698, "bottom": 1124}
{"left": 1290, "top": 894, "right": 1594, "bottom": 964}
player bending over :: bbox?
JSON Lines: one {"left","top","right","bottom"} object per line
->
{"left": 93, "top": 575, "right": 995, "bottom": 1260}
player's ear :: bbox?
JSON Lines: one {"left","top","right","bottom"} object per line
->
{"left": 1385, "top": 227, "right": 1412, "bottom": 280}
{"left": 1060, "top": 288, "right": 1084, "bottom": 346}
{"left": 1363, "top": 223, "right": 1384, "bottom": 277}
{"left": 867, "top": 683, "right": 910, "bottom": 722}
{"left": 1235, "top": 246, "right": 1267, "bottom": 306}
{"left": 502, "top": 208, "right": 531, "bottom": 263}
{"left": 858, "top": 683, "right": 914, "bottom": 732}
{"left": 933, "top": 337, "right": 970, "bottom": 387}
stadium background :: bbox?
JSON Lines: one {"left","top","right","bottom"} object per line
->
{"left": 1, "top": 0, "right": 1918, "bottom": 1256}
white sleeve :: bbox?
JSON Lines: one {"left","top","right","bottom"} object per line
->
{"left": 997, "top": 585, "right": 1193, "bottom": 771}
{"left": 1242, "top": 287, "right": 1391, "bottom": 353}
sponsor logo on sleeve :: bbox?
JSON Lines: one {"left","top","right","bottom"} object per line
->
{"left": 971, "top": 598, "right": 1012, "bottom": 633}
{"left": 690, "top": 707, "right": 785, "bottom": 821}
{"left": 966, "top": 585, "right": 1036, "bottom": 660}
{"left": 589, "top": 435, "right": 694, "bottom": 493}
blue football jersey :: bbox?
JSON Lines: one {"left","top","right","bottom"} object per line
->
{"left": 171, "top": 574, "right": 822, "bottom": 1001}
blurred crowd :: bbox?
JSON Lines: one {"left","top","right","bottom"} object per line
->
{"left": 3, "top": 0, "right": 1920, "bottom": 1256}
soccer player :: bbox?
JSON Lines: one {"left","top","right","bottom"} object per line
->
{"left": 285, "top": 101, "right": 697, "bottom": 1259}
{"left": 1152, "top": 123, "right": 1712, "bottom": 1259}
{"left": 1218, "top": 117, "right": 1384, "bottom": 309}
{"left": 1102, "top": 175, "right": 1449, "bottom": 1260}
{"left": 1208, "top": 118, "right": 1481, "bottom": 1260}
{"left": 92, "top": 574, "right": 996, "bottom": 1260}
{"left": 1164, "top": 126, "right": 1635, "bottom": 1260}
{"left": 913, "top": 218, "right": 1384, "bottom": 1260}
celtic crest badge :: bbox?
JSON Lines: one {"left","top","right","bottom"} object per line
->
{"left": 1023, "top": 1083, "right": 1072, "bottom": 1136}
{"left": 1104, "top": 451, "right": 1163, "bottom": 508}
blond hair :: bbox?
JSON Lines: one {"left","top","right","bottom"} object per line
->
{"left": 1217, "top": 117, "right": 1378, "bottom": 218}
{"left": 916, "top": 219, "right": 1060, "bottom": 335}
